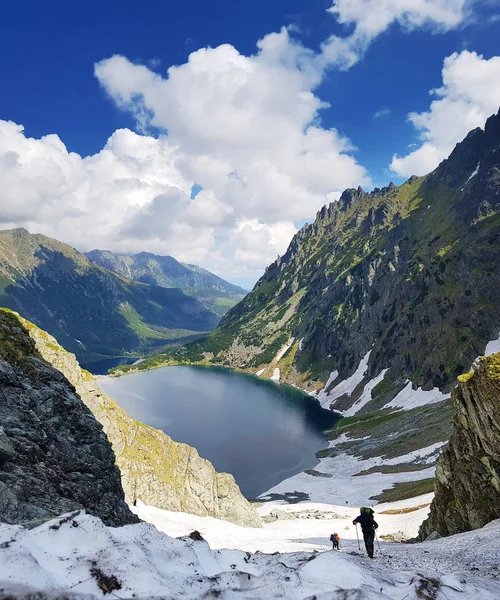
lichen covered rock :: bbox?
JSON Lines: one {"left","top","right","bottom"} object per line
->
{"left": 0, "top": 309, "right": 137, "bottom": 527}
{"left": 20, "top": 315, "right": 261, "bottom": 528}
{"left": 420, "top": 353, "right": 500, "bottom": 537}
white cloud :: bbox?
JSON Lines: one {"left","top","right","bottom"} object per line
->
{"left": 391, "top": 51, "right": 500, "bottom": 177}
{"left": 321, "top": 0, "right": 473, "bottom": 69}
{"left": 373, "top": 108, "right": 392, "bottom": 119}
{"left": 0, "top": 114, "right": 365, "bottom": 285}
{"left": 94, "top": 29, "right": 368, "bottom": 227}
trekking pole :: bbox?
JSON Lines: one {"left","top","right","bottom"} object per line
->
{"left": 375, "top": 530, "right": 382, "bottom": 555}
{"left": 355, "top": 524, "right": 361, "bottom": 551}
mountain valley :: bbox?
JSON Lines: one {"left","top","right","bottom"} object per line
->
{"left": 0, "top": 229, "right": 220, "bottom": 367}
{"left": 86, "top": 249, "right": 247, "bottom": 317}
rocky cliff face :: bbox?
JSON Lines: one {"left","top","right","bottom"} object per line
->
{"left": 420, "top": 353, "right": 500, "bottom": 538}
{"left": 0, "top": 309, "right": 137, "bottom": 527}
{"left": 18, "top": 313, "right": 261, "bottom": 528}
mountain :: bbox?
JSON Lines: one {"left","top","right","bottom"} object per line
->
{"left": 0, "top": 229, "right": 220, "bottom": 364}
{"left": 86, "top": 250, "right": 247, "bottom": 317}
{"left": 0, "top": 308, "right": 137, "bottom": 527}
{"left": 15, "top": 309, "right": 260, "bottom": 528}
{"left": 115, "top": 110, "right": 500, "bottom": 511}
{"left": 178, "top": 109, "right": 500, "bottom": 393}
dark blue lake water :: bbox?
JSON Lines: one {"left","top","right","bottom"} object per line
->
{"left": 99, "top": 366, "right": 339, "bottom": 498}
{"left": 82, "top": 357, "right": 137, "bottom": 375}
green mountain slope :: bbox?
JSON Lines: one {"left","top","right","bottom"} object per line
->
{"left": 0, "top": 229, "right": 220, "bottom": 364}
{"left": 86, "top": 250, "right": 247, "bottom": 317}
{"left": 172, "top": 109, "right": 500, "bottom": 395}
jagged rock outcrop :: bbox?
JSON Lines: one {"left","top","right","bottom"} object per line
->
{"left": 420, "top": 353, "right": 500, "bottom": 537}
{"left": 18, "top": 313, "right": 261, "bottom": 528}
{"left": 0, "top": 309, "right": 137, "bottom": 527}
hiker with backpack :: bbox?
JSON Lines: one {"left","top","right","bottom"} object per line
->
{"left": 330, "top": 532, "right": 340, "bottom": 550}
{"left": 353, "top": 507, "right": 378, "bottom": 559}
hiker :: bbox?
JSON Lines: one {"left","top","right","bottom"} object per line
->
{"left": 330, "top": 532, "right": 340, "bottom": 550}
{"left": 353, "top": 507, "right": 378, "bottom": 559}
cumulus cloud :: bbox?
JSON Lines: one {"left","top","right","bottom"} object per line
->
{"left": 391, "top": 51, "right": 500, "bottom": 177}
{"left": 94, "top": 29, "right": 368, "bottom": 226}
{"left": 0, "top": 115, "right": 365, "bottom": 285}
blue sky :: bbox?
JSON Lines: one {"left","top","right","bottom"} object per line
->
{"left": 1, "top": 0, "right": 499, "bottom": 286}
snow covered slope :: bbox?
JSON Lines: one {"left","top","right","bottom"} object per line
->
{"left": 1, "top": 507, "right": 499, "bottom": 599}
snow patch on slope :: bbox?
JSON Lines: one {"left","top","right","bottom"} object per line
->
{"left": 383, "top": 382, "right": 450, "bottom": 411}
{"left": 275, "top": 337, "right": 295, "bottom": 362}
{"left": 317, "top": 350, "right": 371, "bottom": 409}
{"left": 343, "top": 369, "right": 388, "bottom": 417}
{"left": 466, "top": 161, "right": 480, "bottom": 184}
{"left": 260, "top": 436, "right": 444, "bottom": 508}
{"left": 271, "top": 368, "right": 280, "bottom": 381}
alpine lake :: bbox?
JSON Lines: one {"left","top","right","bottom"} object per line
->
{"left": 98, "top": 365, "right": 339, "bottom": 499}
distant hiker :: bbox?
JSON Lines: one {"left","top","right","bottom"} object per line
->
{"left": 353, "top": 507, "right": 378, "bottom": 559}
{"left": 330, "top": 532, "right": 340, "bottom": 550}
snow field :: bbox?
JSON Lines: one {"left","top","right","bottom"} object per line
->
{"left": 2, "top": 504, "right": 500, "bottom": 599}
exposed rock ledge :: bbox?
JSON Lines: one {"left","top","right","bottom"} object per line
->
{"left": 420, "top": 353, "right": 500, "bottom": 538}
{"left": 18, "top": 313, "right": 261, "bottom": 528}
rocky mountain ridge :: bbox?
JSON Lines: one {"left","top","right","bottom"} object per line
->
{"left": 118, "top": 110, "right": 500, "bottom": 395}
{"left": 86, "top": 249, "right": 247, "bottom": 317}
{"left": 0, "top": 308, "right": 136, "bottom": 527}
{"left": 15, "top": 310, "right": 260, "bottom": 528}
{"left": 0, "top": 229, "right": 220, "bottom": 366}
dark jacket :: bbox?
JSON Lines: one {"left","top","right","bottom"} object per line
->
{"left": 353, "top": 513, "right": 378, "bottom": 533}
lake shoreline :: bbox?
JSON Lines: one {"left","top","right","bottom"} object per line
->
{"left": 99, "top": 365, "right": 340, "bottom": 499}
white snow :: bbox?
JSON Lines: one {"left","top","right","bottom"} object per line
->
{"left": 260, "top": 451, "right": 436, "bottom": 507}
{"left": 256, "top": 368, "right": 266, "bottom": 376}
{"left": 383, "top": 382, "right": 450, "bottom": 411}
{"left": 259, "top": 434, "right": 445, "bottom": 508}
{"left": 343, "top": 369, "right": 388, "bottom": 417}
{"left": 485, "top": 332, "right": 500, "bottom": 356}
{"left": 316, "top": 350, "right": 371, "bottom": 409}
{"left": 460, "top": 162, "right": 480, "bottom": 191}
{"left": 298, "top": 337, "right": 304, "bottom": 351}
{"left": 275, "top": 337, "right": 295, "bottom": 362}
{"left": 2, "top": 508, "right": 500, "bottom": 599}
{"left": 466, "top": 161, "right": 480, "bottom": 184}
{"left": 271, "top": 368, "right": 280, "bottom": 381}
